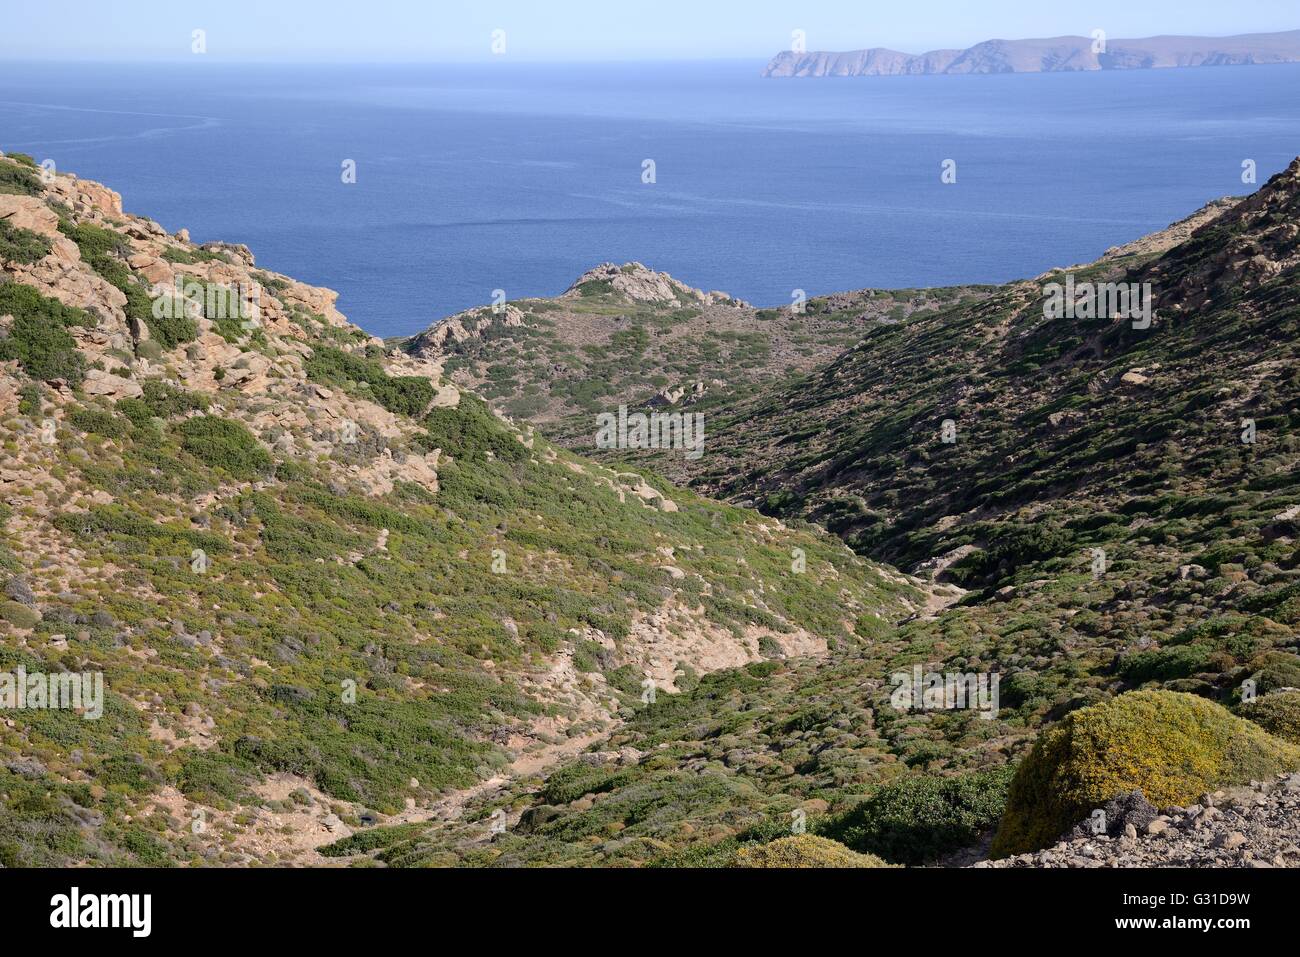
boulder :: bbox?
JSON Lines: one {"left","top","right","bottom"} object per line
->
{"left": 82, "top": 368, "right": 142, "bottom": 399}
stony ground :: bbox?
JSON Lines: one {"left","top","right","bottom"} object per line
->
{"left": 982, "top": 774, "right": 1300, "bottom": 868}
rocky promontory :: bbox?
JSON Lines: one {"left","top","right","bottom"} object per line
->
{"left": 763, "top": 29, "right": 1300, "bottom": 77}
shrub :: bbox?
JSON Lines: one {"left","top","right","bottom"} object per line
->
{"left": 0, "top": 161, "right": 41, "bottom": 196}
{"left": 729, "top": 835, "right": 889, "bottom": 868}
{"left": 0, "top": 600, "right": 40, "bottom": 629}
{"left": 319, "top": 823, "right": 427, "bottom": 858}
{"left": 948, "top": 522, "right": 1072, "bottom": 587}
{"left": 420, "top": 394, "right": 525, "bottom": 463}
{"left": 143, "top": 311, "right": 198, "bottom": 351}
{"left": 1248, "top": 652, "right": 1300, "bottom": 694}
{"left": 817, "top": 765, "right": 1015, "bottom": 865}
{"left": 117, "top": 380, "right": 208, "bottom": 423}
{"left": 172, "top": 749, "right": 257, "bottom": 805}
{"left": 1240, "top": 691, "right": 1300, "bottom": 744}
{"left": 67, "top": 406, "right": 128, "bottom": 438}
{"left": 0, "top": 221, "right": 52, "bottom": 264}
{"left": 0, "top": 283, "right": 89, "bottom": 383}
{"left": 58, "top": 221, "right": 131, "bottom": 282}
{"left": 991, "top": 690, "right": 1300, "bottom": 857}
{"left": 17, "top": 383, "right": 42, "bottom": 416}
{"left": 176, "top": 417, "right": 272, "bottom": 480}
{"left": 1117, "top": 644, "right": 1214, "bottom": 683}
{"left": 304, "top": 345, "right": 434, "bottom": 418}
{"left": 161, "top": 246, "right": 230, "bottom": 266}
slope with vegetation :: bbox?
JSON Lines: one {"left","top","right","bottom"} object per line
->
{"left": 5, "top": 146, "right": 1300, "bottom": 869}
{"left": 329, "top": 161, "right": 1300, "bottom": 867}
{"left": 0, "top": 151, "right": 928, "bottom": 866}
{"left": 401, "top": 260, "right": 990, "bottom": 453}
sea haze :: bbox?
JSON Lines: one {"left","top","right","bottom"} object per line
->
{"left": 1, "top": 59, "right": 1298, "bottom": 337}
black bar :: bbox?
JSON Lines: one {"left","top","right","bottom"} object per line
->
{"left": 0, "top": 866, "right": 1274, "bottom": 943}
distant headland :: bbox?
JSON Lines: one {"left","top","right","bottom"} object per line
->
{"left": 762, "top": 28, "right": 1300, "bottom": 77}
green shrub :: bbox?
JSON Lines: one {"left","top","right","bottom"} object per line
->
{"left": 143, "top": 312, "right": 198, "bottom": 351}
{"left": 176, "top": 417, "right": 272, "bottom": 480}
{"left": 0, "top": 600, "right": 40, "bottom": 629}
{"left": 0, "top": 221, "right": 51, "bottom": 264}
{"left": 992, "top": 690, "right": 1300, "bottom": 857}
{"left": 161, "top": 246, "right": 230, "bottom": 266}
{"left": 58, "top": 221, "right": 130, "bottom": 282}
{"left": 420, "top": 394, "right": 524, "bottom": 463}
{"left": 58, "top": 221, "right": 157, "bottom": 324}
{"left": 1117, "top": 644, "right": 1214, "bottom": 683}
{"left": 948, "top": 522, "right": 1072, "bottom": 587}
{"left": 817, "top": 765, "right": 1015, "bottom": 865}
{"left": 304, "top": 345, "right": 434, "bottom": 418}
{"left": 0, "top": 283, "right": 89, "bottom": 383}
{"left": 17, "top": 383, "right": 42, "bottom": 416}
{"left": 319, "top": 823, "right": 427, "bottom": 858}
{"left": 67, "top": 406, "right": 129, "bottom": 438}
{"left": 729, "top": 834, "right": 889, "bottom": 868}
{"left": 1248, "top": 652, "right": 1300, "bottom": 694}
{"left": 1240, "top": 691, "right": 1300, "bottom": 744}
{"left": 0, "top": 161, "right": 41, "bottom": 196}
{"left": 117, "top": 380, "right": 208, "bottom": 424}
{"left": 172, "top": 749, "right": 257, "bottom": 805}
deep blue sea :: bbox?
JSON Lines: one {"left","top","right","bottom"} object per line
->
{"left": 2, "top": 60, "right": 1298, "bottom": 337}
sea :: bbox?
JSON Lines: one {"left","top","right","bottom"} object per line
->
{"left": 1, "top": 59, "right": 1298, "bottom": 338}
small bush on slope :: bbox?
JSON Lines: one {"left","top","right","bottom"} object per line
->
{"left": 421, "top": 393, "right": 525, "bottom": 463}
{"left": 116, "top": 380, "right": 209, "bottom": 424}
{"left": 0, "top": 159, "right": 41, "bottom": 196}
{"left": 175, "top": 416, "right": 272, "bottom": 480}
{"left": 816, "top": 765, "right": 1014, "bottom": 866}
{"left": 0, "top": 220, "right": 52, "bottom": 264}
{"left": 991, "top": 690, "right": 1300, "bottom": 857}
{"left": 304, "top": 344, "right": 434, "bottom": 418}
{"left": 0, "top": 282, "right": 89, "bottom": 383}
{"left": 730, "top": 834, "right": 889, "bottom": 868}
{"left": 1239, "top": 691, "right": 1300, "bottom": 745}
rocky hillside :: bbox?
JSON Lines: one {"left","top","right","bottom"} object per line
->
{"left": 401, "top": 260, "right": 990, "bottom": 453}
{"left": 5, "top": 145, "right": 1299, "bottom": 871}
{"left": 762, "top": 29, "right": 1300, "bottom": 77}
{"left": 0, "top": 151, "right": 929, "bottom": 866}
{"left": 318, "top": 161, "right": 1300, "bottom": 868}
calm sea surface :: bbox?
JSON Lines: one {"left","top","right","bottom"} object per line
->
{"left": 2, "top": 60, "right": 1298, "bottom": 336}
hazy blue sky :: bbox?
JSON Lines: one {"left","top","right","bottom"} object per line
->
{"left": 3, "top": 0, "right": 1298, "bottom": 62}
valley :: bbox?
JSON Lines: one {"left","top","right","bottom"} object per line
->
{"left": 2, "top": 147, "right": 1300, "bottom": 869}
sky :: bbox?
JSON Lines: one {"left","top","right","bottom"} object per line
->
{"left": 2, "top": 0, "right": 1298, "bottom": 62}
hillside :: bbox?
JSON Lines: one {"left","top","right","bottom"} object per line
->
{"left": 400, "top": 261, "right": 991, "bottom": 452}
{"left": 762, "top": 29, "right": 1300, "bottom": 77}
{"left": 5, "top": 146, "right": 1300, "bottom": 871}
{"left": 321, "top": 161, "right": 1300, "bottom": 867}
{"left": 0, "top": 151, "right": 930, "bottom": 866}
